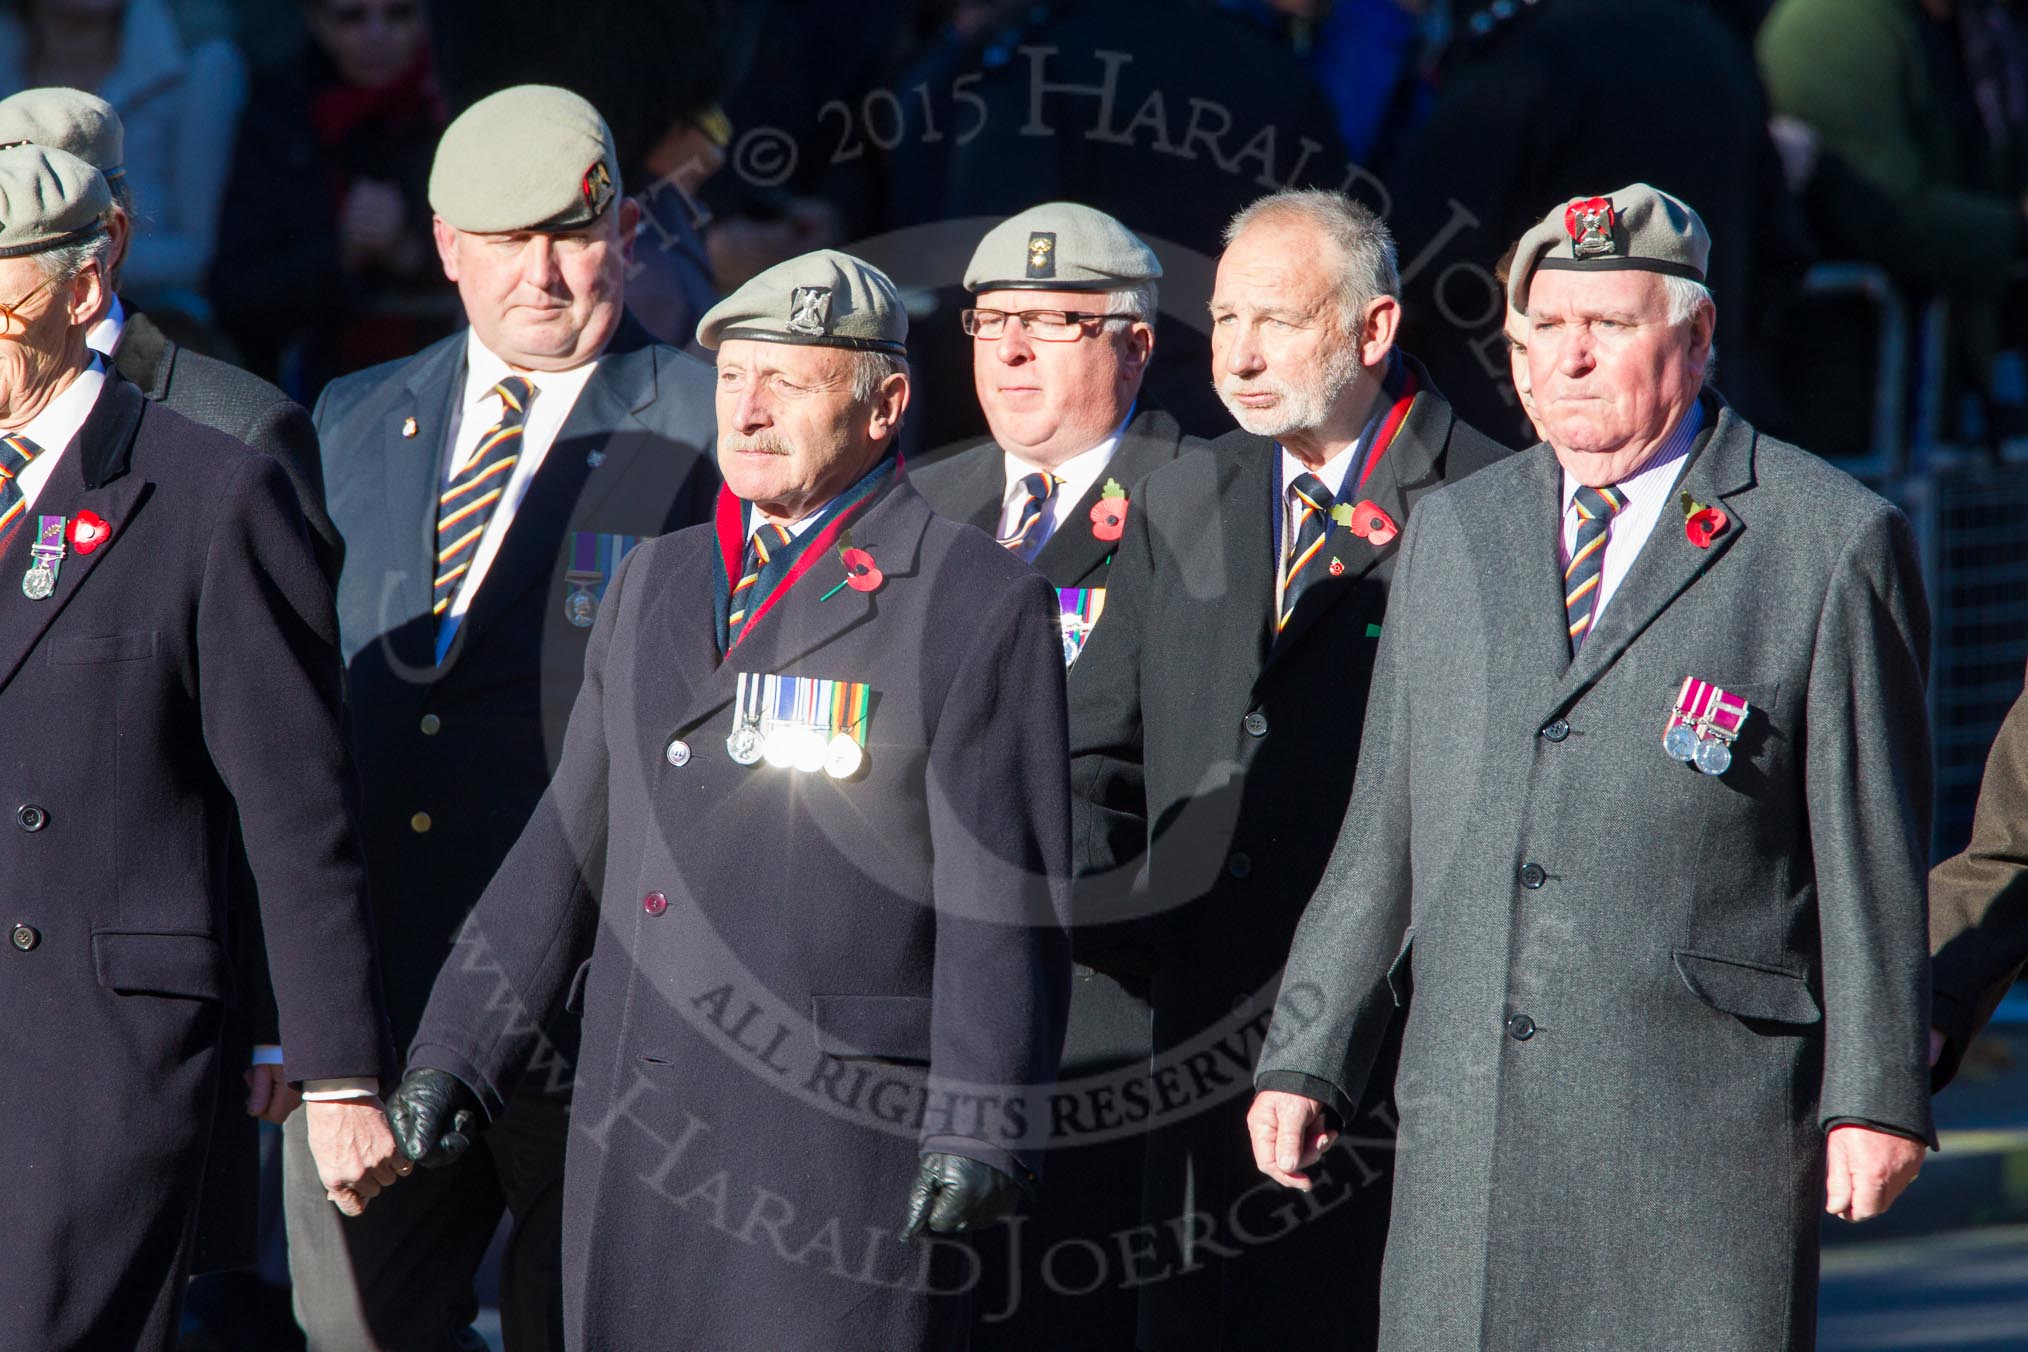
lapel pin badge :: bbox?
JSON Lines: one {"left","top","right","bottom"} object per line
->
{"left": 66, "top": 509, "right": 110, "bottom": 555}
{"left": 401, "top": 416, "right": 418, "bottom": 439}
{"left": 587, "top": 450, "right": 606, "bottom": 469}
{"left": 1089, "top": 478, "right": 1128, "bottom": 543}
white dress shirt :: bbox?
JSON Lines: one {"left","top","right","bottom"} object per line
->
{"left": 434, "top": 331, "right": 599, "bottom": 660}
{"left": 7, "top": 357, "right": 106, "bottom": 517}
{"left": 85, "top": 292, "right": 126, "bottom": 358}
{"left": 1273, "top": 433, "right": 1366, "bottom": 619}
{"left": 1556, "top": 401, "right": 1705, "bottom": 627}
{"left": 995, "top": 408, "right": 1133, "bottom": 560}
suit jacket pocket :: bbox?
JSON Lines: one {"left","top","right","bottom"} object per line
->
{"left": 810, "top": 993, "right": 933, "bottom": 1064}
{"left": 1385, "top": 927, "right": 1415, "bottom": 1008}
{"left": 1672, "top": 950, "right": 1820, "bottom": 1025}
{"left": 93, "top": 930, "right": 229, "bottom": 1002}
{"left": 50, "top": 630, "right": 160, "bottom": 664}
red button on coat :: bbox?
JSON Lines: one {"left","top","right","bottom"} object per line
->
{"left": 643, "top": 891, "right": 668, "bottom": 917}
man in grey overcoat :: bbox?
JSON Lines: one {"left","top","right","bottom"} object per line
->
{"left": 1250, "top": 184, "right": 1934, "bottom": 1350}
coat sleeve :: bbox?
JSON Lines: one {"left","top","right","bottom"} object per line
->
{"left": 1929, "top": 673, "right": 2028, "bottom": 1089}
{"left": 198, "top": 453, "right": 392, "bottom": 1085}
{"left": 1253, "top": 508, "right": 1423, "bottom": 1119}
{"left": 1807, "top": 505, "right": 1936, "bottom": 1142}
{"left": 402, "top": 542, "right": 631, "bottom": 1119}
{"left": 923, "top": 571, "right": 1074, "bottom": 1181}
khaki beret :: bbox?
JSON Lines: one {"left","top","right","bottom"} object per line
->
{"left": 1508, "top": 183, "right": 1710, "bottom": 314}
{"left": 964, "top": 201, "right": 1162, "bottom": 293}
{"left": 0, "top": 144, "right": 111, "bottom": 260}
{"left": 697, "top": 249, "right": 907, "bottom": 355}
{"left": 429, "top": 85, "right": 621, "bottom": 233}
{"left": 0, "top": 87, "right": 123, "bottom": 181}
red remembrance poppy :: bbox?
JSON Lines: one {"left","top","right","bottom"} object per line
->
{"left": 1685, "top": 507, "right": 1728, "bottom": 549}
{"left": 1345, "top": 500, "right": 1398, "bottom": 548}
{"left": 1089, "top": 497, "right": 1127, "bottom": 542}
{"left": 841, "top": 547, "right": 884, "bottom": 592}
{"left": 67, "top": 510, "right": 110, "bottom": 554}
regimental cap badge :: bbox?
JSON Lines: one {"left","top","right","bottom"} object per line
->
{"left": 582, "top": 159, "right": 615, "bottom": 216}
{"left": 787, "top": 285, "right": 832, "bottom": 336}
{"left": 1026, "top": 231, "right": 1056, "bottom": 279}
{"left": 1564, "top": 196, "right": 1618, "bottom": 259}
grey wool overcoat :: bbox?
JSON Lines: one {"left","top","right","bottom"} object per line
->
{"left": 1256, "top": 398, "right": 1936, "bottom": 1351}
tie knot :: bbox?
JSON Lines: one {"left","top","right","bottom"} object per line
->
{"left": 1017, "top": 470, "right": 1059, "bottom": 502}
{"left": 1290, "top": 472, "right": 1334, "bottom": 515}
{"left": 492, "top": 376, "right": 534, "bottom": 417}
{"left": 1572, "top": 484, "right": 1625, "bottom": 522}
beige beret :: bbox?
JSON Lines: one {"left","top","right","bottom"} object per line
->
{"left": 0, "top": 87, "right": 123, "bottom": 181}
{"left": 0, "top": 144, "right": 111, "bottom": 260}
{"left": 964, "top": 201, "right": 1161, "bottom": 293}
{"left": 1508, "top": 183, "right": 1710, "bottom": 314}
{"left": 697, "top": 249, "right": 907, "bottom": 355}
{"left": 429, "top": 85, "right": 621, "bottom": 233}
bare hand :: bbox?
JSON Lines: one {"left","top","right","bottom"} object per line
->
{"left": 1247, "top": 1090, "right": 1337, "bottom": 1191}
{"left": 1825, "top": 1124, "right": 1924, "bottom": 1222}
{"left": 305, "top": 1097, "right": 411, "bottom": 1216}
{"left": 339, "top": 180, "right": 407, "bottom": 269}
{"left": 243, "top": 1062, "right": 302, "bottom": 1125}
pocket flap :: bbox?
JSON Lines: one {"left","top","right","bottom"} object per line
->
{"left": 51, "top": 631, "right": 159, "bottom": 665}
{"left": 563, "top": 958, "right": 594, "bottom": 1015}
{"left": 1385, "top": 927, "right": 1416, "bottom": 1009}
{"left": 93, "top": 931, "right": 229, "bottom": 1002}
{"left": 810, "top": 993, "right": 932, "bottom": 1063}
{"left": 1672, "top": 951, "right": 1819, "bottom": 1025}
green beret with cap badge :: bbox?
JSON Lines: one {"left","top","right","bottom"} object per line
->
{"left": 964, "top": 201, "right": 1162, "bottom": 293}
{"left": 428, "top": 84, "right": 622, "bottom": 234}
{"left": 697, "top": 249, "right": 908, "bottom": 355}
{"left": 1507, "top": 182, "right": 1710, "bottom": 315}
{"left": 0, "top": 143, "right": 111, "bottom": 260}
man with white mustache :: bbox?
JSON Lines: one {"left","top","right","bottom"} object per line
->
{"left": 1065, "top": 188, "right": 1510, "bottom": 1349}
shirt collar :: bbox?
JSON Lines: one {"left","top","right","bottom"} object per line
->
{"left": 1558, "top": 399, "right": 1705, "bottom": 513}
{"left": 1001, "top": 401, "right": 1137, "bottom": 501}
{"left": 85, "top": 294, "right": 126, "bottom": 358}
{"left": 17, "top": 354, "right": 107, "bottom": 458}
{"left": 463, "top": 329, "right": 600, "bottom": 410}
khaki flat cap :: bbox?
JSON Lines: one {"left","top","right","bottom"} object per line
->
{"left": 697, "top": 249, "right": 907, "bottom": 355}
{"left": 429, "top": 85, "right": 621, "bottom": 233}
{"left": 964, "top": 201, "right": 1162, "bottom": 293}
{"left": 0, "top": 87, "right": 123, "bottom": 181}
{"left": 1508, "top": 183, "right": 1710, "bottom": 314}
{"left": 0, "top": 144, "right": 111, "bottom": 260}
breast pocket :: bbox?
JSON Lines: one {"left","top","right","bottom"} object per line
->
{"left": 49, "top": 630, "right": 160, "bottom": 664}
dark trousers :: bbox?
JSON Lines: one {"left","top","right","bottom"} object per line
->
{"left": 283, "top": 1086, "right": 568, "bottom": 1352}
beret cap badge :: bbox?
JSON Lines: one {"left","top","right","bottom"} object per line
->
{"left": 581, "top": 160, "right": 614, "bottom": 216}
{"left": 1025, "top": 231, "right": 1056, "bottom": 279}
{"left": 787, "top": 286, "right": 832, "bottom": 336}
{"left": 1564, "top": 196, "right": 1618, "bottom": 259}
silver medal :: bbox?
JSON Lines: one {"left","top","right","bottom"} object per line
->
{"left": 823, "top": 734, "right": 864, "bottom": 780}
{"left": 1693, "top": 737, "right": 1733, "bottom": 777}
{"left": 726, "top": 723, "right": 763, "bottom": 765}
{"left": 21, "top": 564, "right": 53, "bottom": 600}
{"left": 1663, "top": 722, "right": 1699, "bottom": 762}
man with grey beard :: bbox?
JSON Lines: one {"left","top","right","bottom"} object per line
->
{"left": 1064, "top": 189, "right": 1509, "bottom": 1349}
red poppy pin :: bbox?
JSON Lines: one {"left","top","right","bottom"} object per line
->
{"left": 1680, "top": 492, "right": 1728, "bottom": 549}
{"left": 1332, "top": 499, "right": 1399, "bottom": 548}
{"left": 841, "top": 546, "right": 883, "bottom": 591}
{"left": 1090, "top": 478, "right": 1128, "bottom": 542}
{"left": 67, "top": 510, "right": 110, "bottom": 554}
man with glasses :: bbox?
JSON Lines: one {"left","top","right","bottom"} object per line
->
{"left": 0, "top": 142, "right": 401, "bottom": 1352}
{"left": 1067, "top": 189, "right": 1509, "bottom": 1348}
{"left": 913, "top": 202, "right": 1187, "bottom": 1349}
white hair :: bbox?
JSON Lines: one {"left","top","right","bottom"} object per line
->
{"left": 1098, "top": 282, "right": 1158, "bottom": 324}
{"left": 1223, "top": 189, "right": 1400, "bottom": 333}
{"left": 1661, "top": 275, "right": 1715, "bottom": 328}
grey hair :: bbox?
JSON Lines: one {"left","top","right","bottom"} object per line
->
{"left": 33, "top": 218, "right": 115, "bottom": 289}
{"left": 1661, "top": 275, "right": 1715, "bottom": 328}
{"left": 847, "top": 349, "right": 909, "bottom": 403}
{"left": 1098, "top": 282, "right": 1158, "bottom": 324}
{"left": 1223, "top": 189, "right": 1400, "bottom": 333}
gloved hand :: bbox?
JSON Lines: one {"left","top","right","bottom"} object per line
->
{"left": 386, "top": 1067, "right": 484, "bottom": 1168}
{"left": 901, "top": 1152, "right": 1026, "bottom": 1241}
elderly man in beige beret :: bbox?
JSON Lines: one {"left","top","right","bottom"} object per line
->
{"left": 0, "top": 142, "right": 403, "bottom": 1352}
{"left": 1253, "top": 183, "right": 1934, "bottom": 1350}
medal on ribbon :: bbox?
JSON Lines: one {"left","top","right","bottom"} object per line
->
{"left": 21, "top": 515, "right": 64, "bottom": 600}
{"left": 731, "top": 672, "right": 874, "bottom": 779}
{"left": 562, "top": 531, "right": 641, "bottom": 628}
{"left": 1058, "top": 587, "right": 1106, "bottom": 667}
{"left": 726, "top": 671, "right": 766, "bottom": 765}
{"left": 1662, "top": 677, "right": 1752, "bottom": 776}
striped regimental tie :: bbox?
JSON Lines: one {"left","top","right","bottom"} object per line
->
{"left": 0, "top": 431, "right": 42, "bottom": 550}
{"left": 434, "top": 376, "right": 534, "bottom": 618}
{"left": 725, "top": 521, "right": 791, "bottom": 647}
{"left": 997, "top": 471, "right": 1062, "bottom": 554}
{"left": 1278, "top": 471, "right": 1334, "bottom": 632}
{"left": 1565, "top": 483, "right": 1627, "bottom": 650}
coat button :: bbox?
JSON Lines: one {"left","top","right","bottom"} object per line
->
{"left": 1227, "top": 852, "right": 1252, "bottom": 879}
{"left": 666, "top": 739, "right": 691, "bottom": 768}
{"left": 643, "top": 891, "right": 668, "bottom": 917}
{"left": 1540, "top": 720, "right": 1569, "bottom": 743}
{"left": 1507, "top": 1013, "right": 1536, "bottom": 1041}
{"left": 1242, "top": 711, "right": 1269, "bottom": 738}
{"left": 10, "top": 924, "right": 38, "bottom": 952}
{"left": 420, "top": 714, "right": 442, "bottom": 735}
{"left": 16, "top": 803, "right": 47, "bottom": 832}
{"left": 1518, "top": 862, "right": 1546, "bottom": 889}
{"left": 410, "top": 812, "right": 433, "bottom": 834}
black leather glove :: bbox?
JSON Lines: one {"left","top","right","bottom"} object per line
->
{"left": 901, "top": 1152, "right": 1026, "bottom": 1241}
{"left": 386, "top": 1067, "right": 484, "bottom": 1168}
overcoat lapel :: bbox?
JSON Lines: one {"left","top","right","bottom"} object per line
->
{"left": 942, "top": 442, "right": 1005, "bottom": 537}
{"left": 382, "top": 339, "right": 464, "bottom": 674}
{"left": 1541, "top": 398, "right": 1752, "bottom": 722}
{"left": 1493, "top": 446, "right": 1582, "bottom": 692}
{"left": 0, "top": 376, "right": 151, "bottom": 693}
{"left": 1029, "top": 408, "right": 1183, "bottom": 585}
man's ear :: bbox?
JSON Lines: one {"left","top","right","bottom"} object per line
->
{"left": 66, "top": 257, "right": 110, "bottom": 330}
{"left": 1359, "top": 295, "right": 1401, "bottom": 369}
{"left": 432, "top": 216, "right": 462, "bottom": 283}
{"left": 868, "top": 370, "right": 910, "bottom": 443}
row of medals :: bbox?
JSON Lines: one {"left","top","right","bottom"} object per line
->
{"left": 1664, "top": 713, "right": 1738, "bottom": 776}
{"left": 727, "top": 718, "right": 864, "bottom": 780}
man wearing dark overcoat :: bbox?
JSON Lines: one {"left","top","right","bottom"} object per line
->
{"left": 0, "top": 143, "right": 401, "bottom": 1352}
{"left": 912, "top": 200, "right": 1182, "bottom": 1349}
{"left": 384, "top": 248, "right": 1073, "bottom": 1351}
{"left": 292, "top": 85, "right": 719, "bottom": 1350}
{"left": 1067, "top": 188, "right": 1509, "bottom": 1349}
{"left": 1252, "top": 184, "right": 1934, "bottom": 1351}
